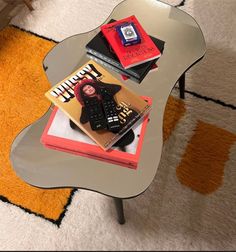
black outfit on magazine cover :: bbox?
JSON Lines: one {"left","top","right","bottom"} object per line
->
{"left": 69, "top": 79, "right": 139, "bottom": 151}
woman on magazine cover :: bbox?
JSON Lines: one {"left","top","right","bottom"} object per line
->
{"left": 70, "top": 79, "right": 140, "bottom": 151}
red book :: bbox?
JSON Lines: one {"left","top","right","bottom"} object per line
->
{"left": 101, "top": 15, "right": 161, "bottom": 69}
{"left": 121, "top": 74, "right": 130, "bottom": 80}
{"left": 40, "top": 97, "right": 152, "bottom": 169}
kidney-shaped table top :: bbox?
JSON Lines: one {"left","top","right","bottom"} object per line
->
{"left": 10, "top": 0, "right": 206, "bottom": 199}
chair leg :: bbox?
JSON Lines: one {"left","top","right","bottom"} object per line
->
{"left": 179, "top": 73, "right": 185, "bottom": 99}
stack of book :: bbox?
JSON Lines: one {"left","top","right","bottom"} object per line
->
{"left": 86, "top": 15, "right": 165, "bottom": 83}
{"left": 41, "top": 15, "right": 164, "bottom": 169}
{"left": 41, "top": 60, "right": 152, "bottom": 169}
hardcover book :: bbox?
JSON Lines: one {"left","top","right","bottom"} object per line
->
{"left": 86, "top": 23, "right": 165, "bottom": 83}
{"left": 44, "top": 60, "right": 151, "bottom": 150}
{"left": 86, "top": 52, "right": 160, "bottom": 83}
{"left": 100, "top": 15, "right": 161, "bottom": 69}
{"left": 120, "top": 63, "right": 159, "bottom": 81}
{"left": 41, "top": 97, "right": 151, "bottom": 169}
{"left": 86, "top": 52, "right": 140, "bottom": 83}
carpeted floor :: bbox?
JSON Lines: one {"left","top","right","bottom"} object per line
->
{"left": 0, "top": 0, "right": 236, "bottom": 250}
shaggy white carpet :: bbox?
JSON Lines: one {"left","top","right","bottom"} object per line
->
{"left": 1, "top": 0, "right": 236, "bottom": 250}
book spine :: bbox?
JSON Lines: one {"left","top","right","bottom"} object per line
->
{"left": 44, "top": 144, "right": 136, "bottom": 169}
{"left": 87, "top": 54, "right": 140, "bottom": 83}
{"left": 86, "top": 48, "right": 121, "bottom": 68}
{"left": 86, "top": 48, "right": 140, "bottom": 79}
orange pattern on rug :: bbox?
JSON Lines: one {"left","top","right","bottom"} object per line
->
{"left": 176, "top": 120, "right": 236, "bottom": 194}
{"left": 163, "top": 96, "right": 186, "bottom": 141}
{"left": 0, "top": 26, "right": 73, "bottom": 221}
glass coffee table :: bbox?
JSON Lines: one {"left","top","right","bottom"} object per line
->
{"left": 10, "top": 0, "right": 206, "bottom": 224}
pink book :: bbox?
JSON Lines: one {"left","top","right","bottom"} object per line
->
{"left": 40, "top": 97, "right": 152, "bottom": 169}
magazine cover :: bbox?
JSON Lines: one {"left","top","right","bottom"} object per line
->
{"left": 41, "top": 96, "right": 151, "bottom": 169}
{"left": 45, "top": 60, "right": 151, "bottom": 150}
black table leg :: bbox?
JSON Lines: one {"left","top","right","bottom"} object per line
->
{"left": 179, "top": 73, "right": 185, "bottom": 99}
{"left": 113, "top": 197, "right": 125, "bottom": 224}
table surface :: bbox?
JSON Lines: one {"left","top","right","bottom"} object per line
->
{"left": 10, "top": 0, "right": 206, "bottom": 199}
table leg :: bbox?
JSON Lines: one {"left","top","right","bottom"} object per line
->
{"left": 23, "top": 0, "right": 34, "bottom": 11}
{"left": 113, "top": 197, "right": 125, "bottom": 224}
{"left": 179, "top": 73, "right": 185, "bottom": 99}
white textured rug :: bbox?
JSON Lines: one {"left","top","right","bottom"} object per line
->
{"left": 1, "top": 0, "right": 236, "bottom": 250}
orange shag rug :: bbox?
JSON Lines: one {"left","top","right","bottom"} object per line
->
{"left": 0, "top": 26, "right": 76, "bottom": 225}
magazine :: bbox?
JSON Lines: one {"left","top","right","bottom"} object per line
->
{"left": 44, "top": 60, "right": 151, "bottom": 150}
{"left": 41, "top": 96, "right": 151, "bottom": 169}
